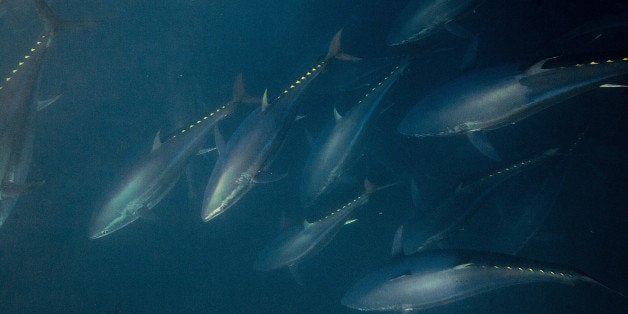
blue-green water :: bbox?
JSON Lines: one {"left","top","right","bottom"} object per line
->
{"left": 0, "top": 1, "right": 626, "bottom": 312}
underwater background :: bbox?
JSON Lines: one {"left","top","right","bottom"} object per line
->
{"left": 0, "top": 0, "right": 626, "bottom": 312}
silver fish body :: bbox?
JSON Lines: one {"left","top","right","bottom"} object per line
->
{"left": 0, "top": 0, "right": 62, "bottom": 227}
{"left": 300, "top": 62, "right": 407, "bottom": 207}
{"left": 398, "top": 58, "right": 628, "bottom": 137}
{"left": 90, "top": 101, "right": 237, "bottom": 239}
{"left": 255, "top": 189, "right": 372, "bottom": 271}
{"left": 342, "top": 250, "right": 605, "bottom": 312}
{"left": 202, "top": 31, "right": 348, "bottom": 222}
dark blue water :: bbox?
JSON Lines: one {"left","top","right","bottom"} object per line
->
{"left": 0, "top": 1, "right": 626, "bottom": 312}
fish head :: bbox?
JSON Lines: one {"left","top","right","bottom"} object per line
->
{"left": 398, "top": 67, "right": 525, "bottom": 137}
{"left": 342, "top": 252, "right": 459, "bottom": 311}
{"left": 254, "top": 225, "right": 305, "bottom": 271}
{"left": 89, "top": 200, "right": 143, "bottom": 239}
{"left": 397, "top": 103, "right": 461, "bottom": 137}
{"left": 201, "top": 171, "right": 249, "bottom": 222}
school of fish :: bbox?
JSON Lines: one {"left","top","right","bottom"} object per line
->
{"left": 0, "top": 0, "right": 626, "bottom": 312}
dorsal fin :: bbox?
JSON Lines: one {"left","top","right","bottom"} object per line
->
{"left": 261, "top": 89, "right": 269, "bottom": 112}
{"left": 231, "top": 73, "right": 245, "bottom": 103}
{"left": 303, "top": 220, "right": 312, "bottom": 228}
{"left": 525, "top": 57, "right": 557, "bottom": 75}
{"left": 333, "top": 107, "right": 342, "bottom": 122}
{"left": 151, "top": 131, "right": 161, "bottom": 152}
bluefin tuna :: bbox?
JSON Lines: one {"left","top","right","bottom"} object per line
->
{"left": 89, "top": 77, "right": 254, "bottom": 239}
{"left": 398, "top": 57, "right": 628, "bottom": 137}
{"left": 255, "top": 179, "right": 394, "bottom": 272}
{"left": 300, "top": 61, "right": 407, "bottom": 208}
{"left": 342, "top": 249, "right": 619, "bottom": 311}
{"left": 201, "top": 30, "right": 357, "bottom": 222}
{"left": 0, "top": 0, "right": 70, "bottom": 228}
{"left": 402, "top": 148, "right": 560, "bottom": 255}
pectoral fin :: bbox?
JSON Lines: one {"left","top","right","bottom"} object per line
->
{"left": 139, "top": 205, "right": 157, "bottom": 221}
{"left": 261, "top": 89, "right": 269, "bottom": 112}
{"left": 444, "top": 21, "right": 473, "bottom": 39}
{"left": 304, "top": 129, "right": 315, "bottom": 149}
{"left": 214, "top": 126, "right": 225, "bottom": 155}
{"left": 36, "top": 94, "right": 61, "bottom": 111}
{"left": 460, "top": 35, "right": 479, "bottom": 71}
{"left": 196, "top": 147, "right": 217, "bottom": 155}
{"left": 467, "top": 132, "right": 501, "bottom": 161}
{"left": 152, "top": 131, "right": 162, "bottom": 152}
{"left": 391, "top": 225, "right": 404, "bottom": 258}
{"left": 288, "top": 264, "right": 305, "bottom": 286}
{"left": 599, "top": 83, "right": 627, "bottom": 88}
{"left": 253, "top": 171, "right": 287, "bottom": 183}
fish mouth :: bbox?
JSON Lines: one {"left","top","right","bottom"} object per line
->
{"left": 88, "top": 225, "right": 111, "bottom": 240}
{"left": 202, "top": 203, "right": 227, "bottom": 222}
{"left": 89, "top": 230, "right": 107, "bottom": 240}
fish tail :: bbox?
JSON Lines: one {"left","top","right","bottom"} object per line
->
{"left": 231, "top": 73, "right": 260, "bottom": 104}
{"left": 35, "top": 0, "right": 94, "bottom": 38}
{"left": 325, "top": 30, "right": 361, "bottom": 63}
{"left": 35, "top": 0, "right": 65, "bottom": 35}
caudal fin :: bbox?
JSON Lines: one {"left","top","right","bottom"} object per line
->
{"left": 231, "top": 73, "right": 260, "bottom": 104}
{"left": 325, "top": 30, "right": 361, "bottom": 63}
{"left": 35, "top": 0, "right": 94, "bottom": 38}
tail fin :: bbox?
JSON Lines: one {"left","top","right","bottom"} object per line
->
{"left": 231, "top": 73, "right": 260, "bottom": 104}
{"left": 35, "top": 0, "right": 94, "bottom": 38}
{"left": 325, "top": 30, "right": 361, "bottom": 63}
